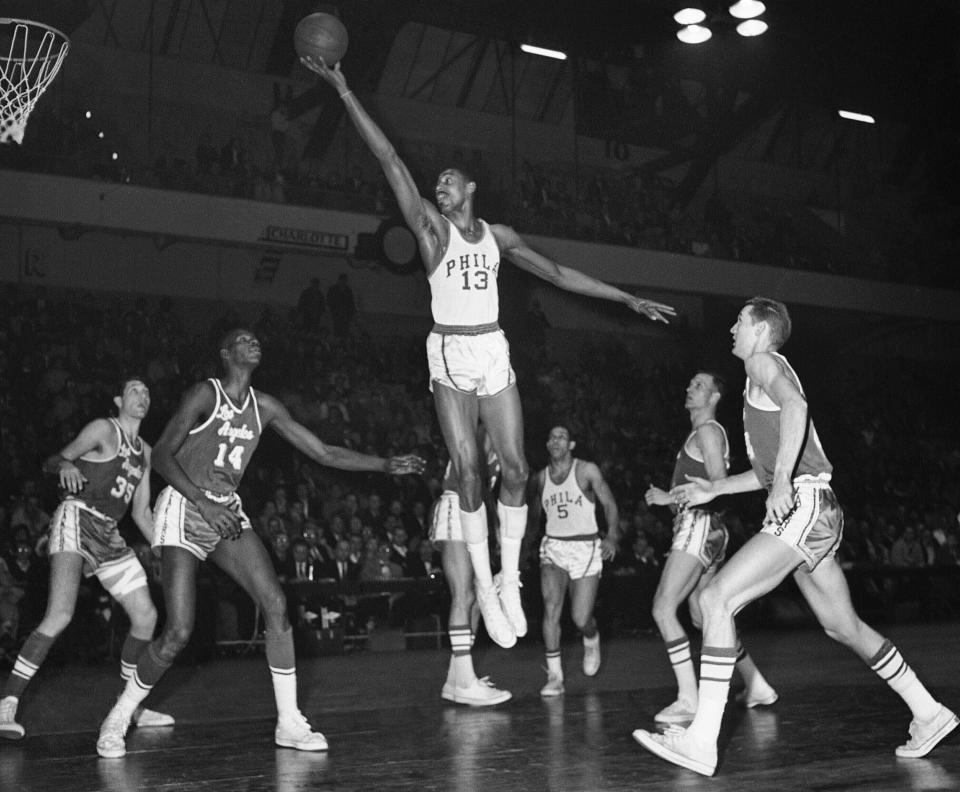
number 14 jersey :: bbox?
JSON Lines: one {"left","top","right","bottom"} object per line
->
{"left": 176, "top": 378, "right": 262, "bottom": 495}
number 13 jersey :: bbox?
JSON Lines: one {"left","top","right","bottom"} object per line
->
{"left": 429, "top": 217, "right": 501, "bottom": 328}
{"left": 176, "top": 378, "right": 262, "bottom": 495}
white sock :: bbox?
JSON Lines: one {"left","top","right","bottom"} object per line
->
{"left": 497, "top": 502, "right": 528, "bottom": 581}
{"left": 270, "top": 666, "right": 299, "bottom": 720}
{"left": 461, "top": 506, "right": 495, "bottom": 590}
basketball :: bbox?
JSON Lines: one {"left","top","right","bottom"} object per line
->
{"left": 294, "top": 13, "right": 349, "bottom": 67}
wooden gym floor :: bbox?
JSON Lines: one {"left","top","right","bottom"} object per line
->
{"left": 2, "top": 622, "right": 959, "bottom": 791}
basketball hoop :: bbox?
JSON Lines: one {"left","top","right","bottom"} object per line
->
{"left": 0, "top": 18, "right": 70, "bottom": 145}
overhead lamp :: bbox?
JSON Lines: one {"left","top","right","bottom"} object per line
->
{"left": 729, "top": 0, "right": 765, "bottom": 19}
{"left": 520, "top": 43, "right": 567, "bottom": 60}
{"left": 674, "top": 8, "right": 706, "bottom": 26}
{"left": 838, "top": 110, "right": 875, "bottom": 124}
{"left": 677, "top": 25, "right": 712, "bottom": 44}
{"left": 736, "top": 19, "right": 768, "bottom": 36}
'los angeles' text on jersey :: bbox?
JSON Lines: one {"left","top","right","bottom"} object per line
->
{"left": 68, "top": 418, "right": 146, "bottom": 521}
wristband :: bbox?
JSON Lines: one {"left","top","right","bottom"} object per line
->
{"left": 340, "top": 90, "right": 353, "bottom": 99}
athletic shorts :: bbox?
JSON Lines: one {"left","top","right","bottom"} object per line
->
{"left": 48, "top": 500, "right": 147, "bottom": 599}
{"left": 671, "top": 508, "right": 729, "bottom": 569}
{"left": 430, "top": 491, "right": 463, "bottom": 543}
{"left": 152, "top": 485, "right": 253, "bottom": 561}
{"left": 760, "top": 478, "right": 843, "bottom": 571}
{"left": 539, "top": 535, "right": 602, "bottom": 580}
{"left": 426, "top": 326, "right": 516, "bottom": 397}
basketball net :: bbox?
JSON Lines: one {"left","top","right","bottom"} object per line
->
{"left": 0, "top": 19, "right": 69, "bottom": 145}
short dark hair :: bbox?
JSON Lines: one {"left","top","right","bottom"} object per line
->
{"left": 219, "top": 327, "right": 250, "bottom": 354}
{"left": 445, "top": 166, "right": 475, "bottom": 187}
{"left": 116, "top": 373, "right": 148, "bottom": 396}
{"left": 696, "top": 369, "right": 726, "bottom": 401}
{"left": 745, "top": 297, "right": 792, "bottom": 348}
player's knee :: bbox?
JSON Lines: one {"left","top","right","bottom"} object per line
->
{"left": 572, "top": 610, "right": 593, "bottom": 632}
{"left": 457, "top": 469, "right": 483, "bottom": 510}
{"left": 159, "top": 622, "right": 194, "bottom": 657}
{"left": 696, "top": 579, "right": 730, "bottom": 620}
{"left": 259, "top": 588, "right": 289, "bottom": 622}
{"left": 129, "top": 603, "right": 158, "bottom": 633}
{"left": 651, "top": 594, "right": 675, "bottom": 627}
{"left": 499, "top": 458, "right": 529, "bottom": 492}
{"left": 41, "top": 607, "right": 75, "bottom": 636}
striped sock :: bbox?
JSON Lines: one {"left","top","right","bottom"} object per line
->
{"left": 546, "top": 649, "right": 562, "bottom": 677}
{"left": 665, "top": 635, "right": 698, "bottom": 703}
{"left": 4, "top": 631, "right": 55, "bottom": 699}
{"left": 687, "top": 645, "right": 737, "bottom": 743}
{"left": 869, "top": 639, "right": 940, "bottom": 722}
{"left": 120, "top": 636, "right": 151, "bottom": 681}
{"left": 450, "top": 625, "right": 474, "bottom": 686}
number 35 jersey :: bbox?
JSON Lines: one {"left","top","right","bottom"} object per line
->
{"left": 69, "top": 418, "right": 146, "bottom": 521}
{"left": 429, "top": 217, "right": 500, "bottom": 327}
{"left": 176, "top": 378, "right": 262, "bottom": 495}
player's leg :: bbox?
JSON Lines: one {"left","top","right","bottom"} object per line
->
{"left": 441, "top": 538, "right": 510, "bottom": 706}
{"left": 211, "top": 531, "right": 327, "bottom": 751}
{"left": 651, "top": 550, "right": 704, "bottom": 722}
{"left": 434, "top": 383, "right": 515, "bottom": 648}
{"left": 540, "top": 560, "right": 569, "bottom": 696}
{"left": 568, "top": 572, "right": 602, "bottom": 677}
{"left": 479, "top": 384, "right": 529, "bottom": 637}
{"left": 0, "top": 552, "right": 84, "bottom": 740}
{"left": 691, "top": 568, "right": 778, "bottom": 710}
{"left": 98, "top": 547, "right": 199, "bottom": 758}
{"left": 634, "top": 533, "right": 799, "bottom": 775}
{"left": 795, "top": 557, "right": 958, "bottom": 757}
{"left": 113, "top": 578, "right": 175, "bottom": 729}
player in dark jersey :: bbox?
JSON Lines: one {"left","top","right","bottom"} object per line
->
{"left": 0, "top": 376, "right": 173, "bottom": 741}
{"left": 95, "top": 329, "right": 424, "bottom": 758}
{"left": 301, "top": 55, "right": 675, "bottom": 653}
{"left": 634, "top": 298, "right": 957, "bottom": 776}
{"left": 644, "top": 371, "right": 775, "bottom": 724}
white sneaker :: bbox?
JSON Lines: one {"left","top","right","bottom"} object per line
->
{"left": 633, "top": 725, "right": 717, "bottom": 776}
{"left": 735, "top": 685, "right": 779, "bottom": 709}
{"left": 494, "top": 572, "right": 527, "bottom": 638}
{"left": 582, "top": 636, "right": 601, "bottom": 677}
{"left": 0, "top": 696, "right": 24, "bottom": 740}
{"left": 476, "top": 583, "right": 516, "bottom": 649}
{"left": 275, "top": 711, "right": 329, "bottom": 752}
{"left": 443, "top": 677, "right": 512, "bottom": 707}
{"left": 654, "top": 698, "right": 697, "bottom": 724}
{"left": 896, "top": 705, "right": 960, "bottom": 758}
{"left": 540, "top": 672, "right": 565, "bottom": 697}
{"left": 97, "top": 706, "right": 131, "bottom": 759}
{"left": 132, "top": 706, "right": 175, "bottom": 727}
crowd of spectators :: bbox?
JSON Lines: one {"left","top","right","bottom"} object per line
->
{"left": 1, "top": 281, "right": 959, "bottom": 666}
{"left": 3, "top": 96, "right": 957, "bottom": 290}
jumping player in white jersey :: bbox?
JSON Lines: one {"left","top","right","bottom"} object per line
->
{"left": 530, "top": 426, "right": 619, "bottom": 696}
{"left": 94, "top": 329, "right": 423, "bottom": 758}
{"left": 302, "top": 57, "right": 674, "bottom": 652}
{"left": 0, "top": 376, "right": 173, "bottom": 740}
{"left": 432, "top": 425, "right": 511, "bottom": 706}
{"left": 635, "top": 298, "right": 958, "bottom": 775}
{"left": 644, "top": 370, "right": 776, "bottom": 724}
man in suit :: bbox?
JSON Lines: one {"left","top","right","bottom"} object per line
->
{"left": 323, "top": 539, "right": 360, "bottom": 584}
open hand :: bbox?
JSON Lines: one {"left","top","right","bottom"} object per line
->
{"left": 299, "top": 55, "right": 348, "bottom": 94}
{"left": 58, "top": 460, "right": 88, "bottom": 494}
{"left": 386, "top": 454, "right": 427, "bottom": 476}
{"left": 626, "top": 295, "right": 676, "bottom": 323}
{"left": 670, "top": 475, "right": 715, "bottom": 508}
{"left": 197, "top": 499, "right": 243, "bottom": 540}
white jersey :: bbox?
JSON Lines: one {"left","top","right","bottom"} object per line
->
{"left": 541, "top": 460, "right": 599, "bottom": 539}
{"left": 429, "top": 218, "right": 500, "bottom": 328}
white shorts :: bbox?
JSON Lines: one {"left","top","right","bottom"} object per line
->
{"left": 153, "top": 486, "right": 253, "bottom": 561}
{"left": 429, "top": 491, "right": 463, "bottom": 542}
{"left": 48, "top": 501, "right": 147, "bottom": 599}
{"left": 539, "top": 535, "right": 602, "bottom": 580}
{"left": 426, "top": 326, "right": 515, "bottom": 397}
{"left": 761, "top": 479, "right": 843, "bottom": 571}
{"left": 671, "top": 509, "right": 728, "bottom": 569}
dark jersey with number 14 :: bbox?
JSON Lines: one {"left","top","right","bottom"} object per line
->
{"left": 175, "top": 378, "right": 262, "bottom": 495}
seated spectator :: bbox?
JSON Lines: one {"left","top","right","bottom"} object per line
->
{"left": 321, "top": 539, "right": 360, "bottom": 585}
{"left": 890, "top": 525, "right": 926, "bottom": 568}
{"left": 361, "top": 541, "right": 403, "bottom": 581}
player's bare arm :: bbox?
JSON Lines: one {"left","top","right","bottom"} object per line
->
{"left": 490, "top": 224, "right": 675, "bottom": 323}
{"left": 258, "top": 392, "right": 425, "bottom": 475}
{"left": 300, "top": 57, "right": 447, "bottom": 267}
{"left": 645, "top": 485, "right": 674, "bottom": 508}
{"left": 746, "top": 352, "right": 808, "bottom": 521}
{"left": 671, "top": 469, "right": 763, "bottom": 508}
{"left": 583, "top": 462, "right": 620, "bottom": 560}
{"left": 695, "top": 423, "right": 728, "bottom": 482}
{"left": 130, "top": 444, "right": 154, "bottom": 543}
{"left": 153, "top": 382, "right": 242, "bottom": 538}
{"left": 42, "top": 418, "right": 113, "bottom": 493}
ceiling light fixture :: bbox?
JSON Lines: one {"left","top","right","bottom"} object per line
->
{"left": 728, "top": 0, "right": 765, "bottom": 19}
{"left": 520, "top": 43, "right": 567, "bottom": 60}
{"left": 736, "top": 19, "right": 768, "bottom": 37}
{"left": 676, "top": 24, "right": 713, "bottom": 44}
{"left": 674, "top": 8, "right": 706, "bottom": 26}
{"left": 838, "top": 110, "right": 876, "bottom": 124}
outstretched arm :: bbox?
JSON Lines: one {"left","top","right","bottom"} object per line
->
{"left": 301, "top": 57, "right": 445, "bottom": 263}
{"left": 490, "top": 224, "right": 675, "bottom": 323}
{"left": 259, "top": 393, "right": 424, "bottom": 475}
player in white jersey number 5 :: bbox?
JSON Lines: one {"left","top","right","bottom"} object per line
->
{"left": 303, "top": 56, "right": 674, "bottom": 650}
{"left": 530, "top": 426, "right": 620, "bottom": 695}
